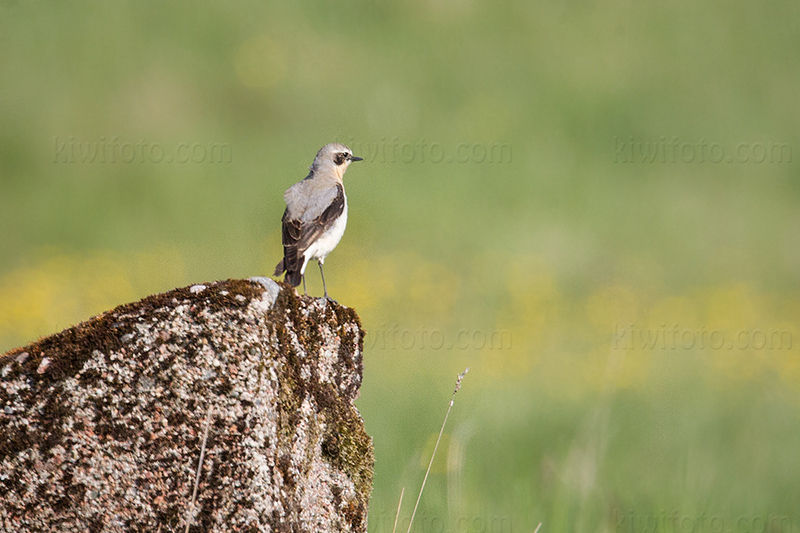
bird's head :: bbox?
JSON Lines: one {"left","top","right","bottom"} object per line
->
{"left": 310, "top": 143, "right": 363, "bottom": 180}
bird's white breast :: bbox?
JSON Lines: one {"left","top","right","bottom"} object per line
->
{"left": 303, "top": 195, "right": 348, "bottom": 266}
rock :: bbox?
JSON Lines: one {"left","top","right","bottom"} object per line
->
{"left": 0, "top": 279, "right": 373, "bottom": 532}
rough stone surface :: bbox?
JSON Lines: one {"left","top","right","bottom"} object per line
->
{"left": 0, "top": 279, "right": 373, "bottom": 532}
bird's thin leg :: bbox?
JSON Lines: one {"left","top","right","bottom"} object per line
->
{"left": 302, "top": 274, "right": 307, "bottom": 295}
{"left": 318, "top": 261, "right": 329, "bottom": 299}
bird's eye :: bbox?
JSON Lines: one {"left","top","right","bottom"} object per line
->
{"left": 334, "top": 153, "right": 346, "bottom": 165}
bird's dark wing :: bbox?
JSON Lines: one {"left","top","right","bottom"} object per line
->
{"left": 273, "top": 207, "right": 302, "bottom": 279}
{"left": 276, "top": 183, "right": 345, "bottom": 286}
{"left": 296, "top": 183, "right": 345, "bottom": 253}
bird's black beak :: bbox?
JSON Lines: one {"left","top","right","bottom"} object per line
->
{"left": 349, "top": 155, "right": 363, "bottom": 162}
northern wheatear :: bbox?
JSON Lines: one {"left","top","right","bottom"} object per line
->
{"left": 273, "top": 143, "right": 362, "bottom": 298}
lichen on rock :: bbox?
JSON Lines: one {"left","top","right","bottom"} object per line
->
{"left": 0, "top": 278, "right": 373, "bottom": 532}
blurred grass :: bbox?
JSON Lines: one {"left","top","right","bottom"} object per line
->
{"left": 2, "top": 0, "right": 800, "bottom": 530}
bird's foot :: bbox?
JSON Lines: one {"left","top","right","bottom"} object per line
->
{"left": 323, "top": 293, "right": 337, "bottom": 304}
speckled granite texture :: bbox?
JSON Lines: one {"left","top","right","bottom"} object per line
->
{"left": 0, "top": 278, "right": 373, "bottom": 532}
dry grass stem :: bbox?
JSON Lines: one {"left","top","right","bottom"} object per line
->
{"left": 406, "top": 368, "right": 469, "bottom": 533}
{"left": 185, "top": 404, "right": 214, "bottom": 533}
{"left": 391, "top": 487, "right": 405, "bottom": 533}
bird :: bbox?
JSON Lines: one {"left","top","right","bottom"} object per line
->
{"left": 273, "top": 143, "right": 362, "bottom": 298}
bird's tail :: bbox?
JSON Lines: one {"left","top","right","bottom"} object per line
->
{"left": 273, "top": 259, "right": 285, "bottom": 277}
{"left": 274, "top": 257, "right": 302, "bottom": 287}
{"left": 285, "top": 269, "right": 302, "bottom": 287}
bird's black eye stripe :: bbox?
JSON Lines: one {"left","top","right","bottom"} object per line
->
{"left": 334, "top": 153, "right": 346, "bottom": 165}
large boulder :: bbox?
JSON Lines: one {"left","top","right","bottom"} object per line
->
{"left": 0, "top": 278, "right": 373, "bottom": 532}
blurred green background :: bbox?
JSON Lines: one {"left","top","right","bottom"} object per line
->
{"left": 2, "top": 0, "right": 799, "bottom": 531}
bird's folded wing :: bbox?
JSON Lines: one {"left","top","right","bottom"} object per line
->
{"left": 281, "top": 183, "right": 345, "bottom": 265}
{"left": 296, "top": 183, "right": 345, "bottom": 252}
